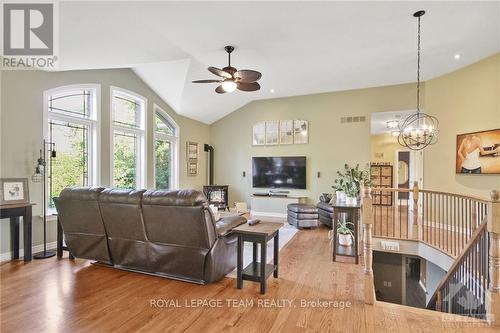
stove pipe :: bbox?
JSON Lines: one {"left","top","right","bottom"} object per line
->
{"left": 204, "top": 144, "right": 214, "bottom": 185}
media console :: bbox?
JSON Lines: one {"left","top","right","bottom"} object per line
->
{"left": 250, "top": 194, "right": 307, "bottom": 218}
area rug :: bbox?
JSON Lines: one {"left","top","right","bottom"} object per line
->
{"left": 226, "top": 223, "right": 298, "bottom": 278}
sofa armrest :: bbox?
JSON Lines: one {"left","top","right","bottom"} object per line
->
{"left": 216, "top": 215, "right": 246, "bottom": 236}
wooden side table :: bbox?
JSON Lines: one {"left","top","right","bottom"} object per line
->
{"left": 0, "top": 203, "right": 34, "bottom": 261}
{"left": 232, "top": 222, "right": 283, "bottom": 294}
{"left": 331, "top": 201, "right": 361, "bottom": 264}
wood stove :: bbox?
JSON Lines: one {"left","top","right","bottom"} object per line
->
{"left": 203, "top": 185, "right": 229, "bottom": 211}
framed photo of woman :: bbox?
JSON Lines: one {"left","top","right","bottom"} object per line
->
{"left": 456, "top": 129, "right": 500, "bottom": 174}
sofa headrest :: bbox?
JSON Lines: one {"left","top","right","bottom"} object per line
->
{"left": 143, "top": 189, "right": 207, "bottom": 206}
{"left": 99, "top": 188, "right": 146, "bottom": 204}
{"left": 59, "top": 187, "right": 105, "bottom": 201}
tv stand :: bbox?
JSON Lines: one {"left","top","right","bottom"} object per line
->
{"left": 250, "top": 194, "right": 307, "bottom": 218}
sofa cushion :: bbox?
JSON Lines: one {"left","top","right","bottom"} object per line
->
{"left": 143, "top": 189, "right": 207, "bottom": 206}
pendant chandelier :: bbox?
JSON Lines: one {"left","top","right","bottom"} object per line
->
{"left": 398, "top": 10, "right": 439, "bottom": 151}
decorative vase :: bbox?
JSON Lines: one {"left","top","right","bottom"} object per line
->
{"left": 345, "top": 196, "right": 357, "bottom": 205}
{"left": 336, "top": 191, "right": 346, "bottom": 201}
{"left": 338, "top": 233, "right": 352, "bottom": 247}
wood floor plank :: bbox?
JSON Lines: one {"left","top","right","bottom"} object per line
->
{"left": 0, "top": 226, "right": 494, "bottom": 333}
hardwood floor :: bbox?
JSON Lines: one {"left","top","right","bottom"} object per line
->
{"left": 0, "top": 226, "right": 493, "bottom": 332}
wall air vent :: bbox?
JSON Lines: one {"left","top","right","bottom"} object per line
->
{"left": 340, "top": 116, "right": 366, "bottom": 124}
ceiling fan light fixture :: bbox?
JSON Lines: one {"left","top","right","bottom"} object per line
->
{"left": 221, "top": 80, "right": 237, "bottom": 93}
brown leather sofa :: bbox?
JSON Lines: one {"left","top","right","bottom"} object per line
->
{"left": 54, "top": 187, "right": 246, "bottom": 284}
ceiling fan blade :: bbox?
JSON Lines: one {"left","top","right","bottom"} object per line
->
{"left": 234, "top": 70, "right": 262, "bottom": 83}
{"left": 215, "top": 85, "right": 226, "bottom": 94}
{"left": 237, "top": 82, "right": 261, "bottom": 92}
{"left": 208, "top": 66, "right": 232, "bottom": 79}
{"left": 192, "top": 79, "right": 221, "bottom": 83}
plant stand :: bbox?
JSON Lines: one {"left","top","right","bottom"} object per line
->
{"left": 331, "top": 201, "right": 360, "bottom": 264}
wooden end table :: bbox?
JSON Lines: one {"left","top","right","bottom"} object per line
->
{"left": 232, "top": 222, "right": 283, "bottom": 294}
{"left": 0, "top": 203, "right": 34, "bottom": 261}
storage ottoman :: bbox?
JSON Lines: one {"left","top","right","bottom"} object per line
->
{"left": 287, "top": 203, "right": 319, "bottom": 228}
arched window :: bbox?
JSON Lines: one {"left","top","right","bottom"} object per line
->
{"left": 110, "top": 87, "right": 146, "bottom": 189}
{"left": 154, "top": 105, "right": 179, "bottom": 189}
{"left": 44, "top": 84, "right": 100, "bottom": 209}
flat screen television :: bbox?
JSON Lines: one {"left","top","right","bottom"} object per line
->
{"left": 252, "top": 156, "right": 306, "bottom": 189}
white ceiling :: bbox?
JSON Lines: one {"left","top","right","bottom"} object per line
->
{"left": 58, "top": 1, "right": 500, "bottom": 124}
{"left": 370, "top": 110, "right": 414, "bottom": 135}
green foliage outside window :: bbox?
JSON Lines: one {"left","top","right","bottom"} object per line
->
{"left": 113, "top": 133, "right": 137, "bottom": 189}
{"left": 155, "top": 139, "right": 171, "bottom": 189}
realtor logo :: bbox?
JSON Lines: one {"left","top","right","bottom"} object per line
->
{"left": 1, "top": 2, "right": 57, "bottom": 69}
{"left": 3, "top": 3, "right": 53, "bottom": 55}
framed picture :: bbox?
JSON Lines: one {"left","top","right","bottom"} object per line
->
{"left": 456, "top": 128, "right": 500, "bottom": 174}
{"left": 187, "top": 161, "right": 198, "bottom": 176}
{"left": 0, "top": 178, "right": 29, "bottom": 205}
{"left": 279, "top": 120, "right": 294, "bottom": 144}
{"left": 265, "top": 120, "right": 279, "bottom": 145}
{"left": 293, "top": 120, "right": 309, "bottom": 144}
{"left": 252, "top": 122, "right": 265, "bottom": 146}
{"left": 187, "top": 142, "right": 199, "bottom": 160}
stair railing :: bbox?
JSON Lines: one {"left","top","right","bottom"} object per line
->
{"left": 361, "top": 185, "right": 500, "bottom": 326}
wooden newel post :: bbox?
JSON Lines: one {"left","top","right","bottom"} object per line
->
{"left": 361, "top": 183, "right": 375, "bottom": 305}
{"left": 486, "top": 190, "right": 500, "bottom": 326}
{"left": 412, "top": 181, "right": 420, "bottom": 240}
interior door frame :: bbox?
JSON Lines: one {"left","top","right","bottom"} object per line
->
{"left": 395, "top": 149, "right": 424, "bottom": 214}
{"left": 394, "top": 149, "right": 424, "bottom": 190}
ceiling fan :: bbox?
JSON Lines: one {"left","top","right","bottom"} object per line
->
{"left": 193, "top": 45, "right": 262, "bottom": 94}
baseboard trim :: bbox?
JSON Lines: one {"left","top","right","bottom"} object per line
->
{"left": 250, "top": 211, "right": 288, "bottom": 218}
{"left": 0, "top": 241, "right": 57, "bottom": 262}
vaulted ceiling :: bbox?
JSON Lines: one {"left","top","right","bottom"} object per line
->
{"left": 58, "top": 1, "right": 500, "bottom": 124}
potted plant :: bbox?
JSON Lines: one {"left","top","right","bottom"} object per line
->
{"left": 332, "top": 176, "right": 347, "bottom": 202}
{"left": 333, "top": 164, "right": 372, "bottom": 204}
{"left": 337, "top": 220, "right": 354, "bottom": 246}
{"left": 344, "top": 181, "right": 358, "bottom": 205}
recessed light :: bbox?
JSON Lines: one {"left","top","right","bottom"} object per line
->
{"left": 454, "top": 54, "right": 461, "bottom": 60}
{"left": 270, "top": 89, "right": 275, "bottom": 93}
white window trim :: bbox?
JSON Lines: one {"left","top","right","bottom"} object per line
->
{"left": 110, "top": 86, "right": 147, "bottom": 189}
{"left": 43, "top": 84, "right": 101, "bottom": 212}
{"left": 153, "top": 104, "right": 179, "bottom": 190}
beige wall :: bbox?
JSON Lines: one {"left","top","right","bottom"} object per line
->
{"left": 371, "top": 134, "right": 400, "bottom": 182}
{"left": 210, "top": 84, "right": 418, "bottom": 206}
{"left": 0, "top": 68, "right": 209, "bottom": 256}
{"left": 423, "top": 54, "right": 500, "bottom": 197}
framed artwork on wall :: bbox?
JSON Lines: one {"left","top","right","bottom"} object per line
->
{"left": 279, "top": 120, "right": 294, "bottom": 144}
{"left": 252, "top": 122, "right": 265, "bottom": 146}
{"left": 0, "top": 178, "right": 29, "bottom": 205}
{"left": 187, "top": 142, "right": 199, "bottom": 160}
{"left": 187, "top": 161, "right": 198, "bottom": 176}
{"left": 456, "top": 128, "right": 500, "bottom": 174}
{"left": 293, "top": 120, "right": 308, "bottom": 144}
{"left": 265, "top": 120, "right": 279, "bottom": 145}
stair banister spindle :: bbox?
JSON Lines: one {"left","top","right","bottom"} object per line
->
{"left": 487, "top": 190, "right": 500, "bottom": 326}
{"left": 362, "top": 183, "right": 375, "bottom": 305}
{"left": 412, "top": 181, "right": 420, "bottom": 240}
